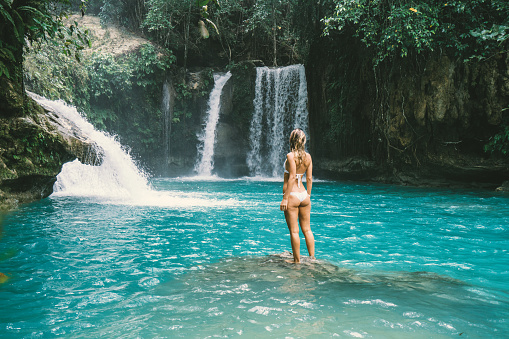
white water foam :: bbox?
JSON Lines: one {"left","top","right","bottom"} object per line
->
{"left": 194, "top": 72, "right": 232, "bottom": 177}
{"left": 247, "top": 65, "right": 309, "bottom": 177}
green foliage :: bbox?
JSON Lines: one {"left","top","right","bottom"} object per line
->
{"left": 485, "top": 111, "right": 509, "bottom": 156}
{"left": 24, "top": 30, "right": 90, "bottom": 108}
{"left": 227, "top": 0, "right": 302, "bottom": 65}
{"left": 139, "top": 0, "right": 324, "bottom": 65}
{"left": 25, "top": 34, "right": 175, "bottom": 162}
{"left": 142, "top": 0, "right": 196, "bottom": 54}
{"left": 20, "top": 131, "right": 61, "bottom": 166}
{"left": 99, "top": 0, "right": 145, "bottom": 30}
{"left": 76, "top": 0, "right": 333, "bottom": 67}
{"left": 87, "top": 53, "right": 132, "bottom": 104}
{"left": 129, "top": 44, "right": 176, "bottom": 88}
{"left": 85, "top": 44, "right": 173, "bottom": 154}
{"left": 0, "top": 0, "right": 89, "bottom": 81}
{"left": 323, "top": 0, "right": 509, "bottom": 64}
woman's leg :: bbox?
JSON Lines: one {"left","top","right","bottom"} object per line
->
{"left": 298, "top": 203, "right": 314, "bottom": 258}
{"left": 284, "top": 203, "right": 301, "bottom": 263}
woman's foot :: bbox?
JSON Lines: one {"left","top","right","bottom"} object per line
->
{"left": 285, "top": 259, "right": 300, "bottom": 263}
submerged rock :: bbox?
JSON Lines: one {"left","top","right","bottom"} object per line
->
{"left": 0, "top": 272, "right": 9, "bottom": 284}
{"left": 0, "top": 93, "right": 103, "bottom": 210}
{"left": 496, "top": 181, "right": 509, "bottom": 192}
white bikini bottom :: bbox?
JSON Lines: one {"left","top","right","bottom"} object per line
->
{"left": 290, "top": 191, "right": 309, "bottom": 202}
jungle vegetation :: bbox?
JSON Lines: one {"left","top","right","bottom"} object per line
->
{"left": 2, "top": 0, "right": 509, "bottom": 169}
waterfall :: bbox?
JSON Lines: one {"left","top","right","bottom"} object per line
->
{"left": 246, "top": 64, "right": 309, "bottom": 177}
{"left": 29, "top": 94, "right": 152, "bottom": 200}
{"left": 162, "top": 80, "right": 172, "bottom": 172}
{"left": 194, "top": 72, "right": 232, "bottom": 176}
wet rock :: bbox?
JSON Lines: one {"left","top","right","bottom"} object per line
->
{"left": 213, "top": 122, "right": 250, "bottom": 177}
{"left": 0, "top": 272, "right": 9, "bottom": 284}
{"left": 314, "top": 157, "right": 380, "bottom": 180}
{"left": 33, "top": 94, "right": 103, "bottom": 166}
{"left": 496, "top": 181, "right": 509, "bottom": 192}
{"left": 0, "top": 77, "right": 24, "bottom": 118}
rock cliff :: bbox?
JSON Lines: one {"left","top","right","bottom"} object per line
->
{"left": 307, "top": 36, "right": 509, "bottom": 189}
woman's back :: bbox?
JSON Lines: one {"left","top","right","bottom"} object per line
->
{"left": 285, "top": 152, "right": 311, "bottom": 174}
{"left": 295, "top": 152, "right": 311, "bottom": 174}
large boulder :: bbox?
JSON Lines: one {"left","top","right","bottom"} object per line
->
{"left": 0, "top": 94, "right": 103, "bottom": 210}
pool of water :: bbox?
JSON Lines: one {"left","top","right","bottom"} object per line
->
{"left": 1, "top": 179, "right": 508, "bottom": 338}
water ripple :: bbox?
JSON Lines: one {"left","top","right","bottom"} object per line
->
{"left": 0, "top": 181, "right": 508, "bottom": 338}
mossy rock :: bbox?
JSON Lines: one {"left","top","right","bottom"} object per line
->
{"left": 227, "top": 61, "right": 259, "bottom": 136}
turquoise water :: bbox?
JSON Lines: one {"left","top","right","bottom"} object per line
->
{"left": 1, "top": 179, "right": 508, "bottom": 338}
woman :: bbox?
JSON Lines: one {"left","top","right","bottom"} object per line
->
{"left": 280, "top": 128, "right": 314, "bottom": 263}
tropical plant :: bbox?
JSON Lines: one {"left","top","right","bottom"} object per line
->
{"left": 323, "top": 0, "right": 509, "bottom": 64}
{"left": 0, "top": 0, "right": 89, "bottom": 79}
{"left": 0, "top": 0, "right": 90, "bottom": 117}
{"left": 485, "top": 109, "right": 509, "bottom": 156}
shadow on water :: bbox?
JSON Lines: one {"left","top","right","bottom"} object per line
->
{"left": 152, "top": 253, "right": 507, "bottom": 338}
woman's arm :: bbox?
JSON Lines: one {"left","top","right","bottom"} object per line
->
{"left": 306, "top": 155, "right": 313, "bottom": 196}
{"left": 280, "top": 153, "right": 296, "bottom": 211}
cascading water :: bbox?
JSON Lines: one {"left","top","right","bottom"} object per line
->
{"left": 29, "top": 93, "right": 152, "bottom": 201}
{"left": 162, "top": 80, "right": 172, "bottom": 172}
{"left": 247, "top": 64, "right": 309, "bottom": 177}
{"left": 194, "top": 72, "right": 232, "bottom": 176}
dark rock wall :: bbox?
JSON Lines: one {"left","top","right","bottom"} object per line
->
{"left": 166, "top": 50, "right": 509, "bottom": 188}
{"left": 214, "top": 61, "right": 258, "bottom": 177}
{"left": 165, "top": 61, "right": 258, "bottom": 178}
{"left": 306, "top": 36, "right": 509, "bottom": 187}
{"left": 306, "top": 38, "right": 376, "bottom": 180}
{"left": 164, "top": 69, "right": 213, "bottom": 177}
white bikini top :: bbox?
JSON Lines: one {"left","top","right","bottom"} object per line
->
{"left": 284, "top": 159, "right": 305, "bottom": 188}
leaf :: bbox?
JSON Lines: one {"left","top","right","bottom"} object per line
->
{"left": 196, "top": 0, "right": 210, "bottom": 7}
{"left": 205, "top": 18, "right": 219, "bottom": 35}
{"left": 0, "top": 4, "right": 21, "bottom": 40}
{"left": 0, "top": 47, "right": 15, "bottom": 61}
{"left": 0, "top": 62, "right": 10, "bottom": 78}
{"left": 17, "top": 5, "right": 44, "bottom": 17}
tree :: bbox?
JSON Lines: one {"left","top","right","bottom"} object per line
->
{"left": 0, "top": 0, "right": 89, "bottom": 116}
{"left": 323, "top": 0, "right": 509, "bottom": 65}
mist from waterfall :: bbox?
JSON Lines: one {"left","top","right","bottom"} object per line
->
{"left": 194, "top": 72, "right": 232, "bottom": 177}
{"left": 247, "top": 65, "right": 309, "bottom": 177}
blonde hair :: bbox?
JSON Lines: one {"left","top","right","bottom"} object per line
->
{"left": 289, "top": 129, "right": 306, "bottom": 167}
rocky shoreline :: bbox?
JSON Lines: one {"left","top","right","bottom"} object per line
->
{"left": 314, "top": 156, "right": 509, "bottom": 191}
